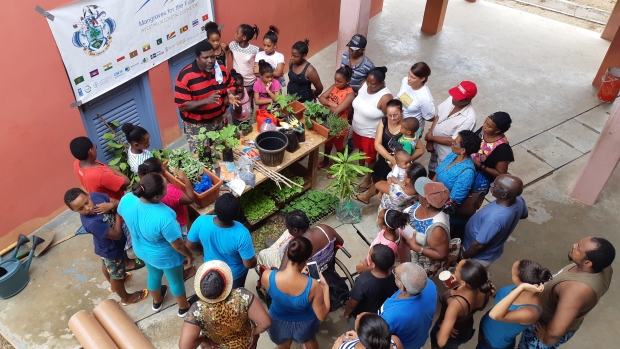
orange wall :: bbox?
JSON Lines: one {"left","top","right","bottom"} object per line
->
{"left": 0, "top": 0, "right": 383, "bottom": 250}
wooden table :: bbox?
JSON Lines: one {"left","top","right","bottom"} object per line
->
{"left": 190, "top": 125, "right": 328, "bottom": 216}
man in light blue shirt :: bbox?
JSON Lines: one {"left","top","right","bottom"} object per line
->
{"left": 186, "top": 193, "right": 256, "bottom": 288}
{"left": 462, "top": 174, "right": 528, "bottom": 269}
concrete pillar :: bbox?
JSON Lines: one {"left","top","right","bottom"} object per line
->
{"left": 570, "top": 101, "right": 620, "bottom": 205}
{"left": 601, "top": 1, "right": 620, "bottom": 41}
{"left": 335, "top": 0, "right": 372, "bottom": 69}
{"left": 593, "top": 29, "right": 620, "bottom": 87}
{"left": 421, "top": 0, "right": 450, "bottom": 35}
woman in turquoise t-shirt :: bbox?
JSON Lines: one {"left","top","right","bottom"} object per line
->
{"left": 118, "top": 173, "right": 194, "bottom": 317}
{"left": 476, "top": 260, "right": 552, "bottom": 349}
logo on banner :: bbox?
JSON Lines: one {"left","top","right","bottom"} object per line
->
{"left": 150, "top": 51, "right": 164, "bottom": 60}
{"left": 90, "top": 69, "right": 99, "bottom": 77}
{"left": 84, "top": 85, "right": 91, "bottom": 93}
{"left": 125, "top": 66, "right": 131, "bottom": 72}
{"left": 141, "top": 57, "right": 149, "bottom": 64}
{"left": 202, "top": 14, "right": 209, "bottom": 21}
{"left": 104, "top": 63, "right": 113, "bottom": 71}
{"left": 142, "top": 44, "right": 151, "bottom": 52}
{"left": 130, "top": 50, "right": 138, "bottom": 58}
{"left": 74, "top": 76, "right": 85, "bottom": 85}
{"left": 192, "top": 19, "right": 199, "bottom": 27}
{"left": 117, "top": 56, "right": 125, "bottom": 62}
{"left": 114, "top": 70, "right": 124, "bottom": 78}
{"left": 180, "top": 25, "right": 189, "bottom": 34}
{"left": 156, "top": 38, "right": 163, "bottom": 45}
{"left": 167, "top": 32, "right": 176, "bottom": 40}
{"left": 93, "top": 82, "right": 100, "bottom": 88}
{"left": 77, "top": 88, "right": 83, "bottom": 97}
{"left": 71, "top": 5, "right": 117, "bottom": 56}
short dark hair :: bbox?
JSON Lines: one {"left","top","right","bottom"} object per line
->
{"left": 137, "top": 157, "right": 162, "bottom": 177}
{"left": 458, "top": 130, "right": 481, "bottom": 156}
{"left": 195, "top": 40, "right": 214, "bottom": 57}
{"left": 64, "top": 188, "right": 87, "bottom": 209}
{"left": 287, "top": 236, "right": 313, "bottom": 264}
{"left": 586, "top": 237, "right": 616, "bottom": 273}
{"left": 410, "top": 62, "right": 431, "bottom": 84}
{"left": 285, "top": 210, "right": 310, "bottom": 231}
{"left": 239, "top": 24, "right": 260, "bottom": 41}
{"left": 200, "top": 269, "right": 225, "bottom": 299}
{"left": 230, "top": 69, "right": 244, "bottom": 86}
{"left": 368, "top": 66, "right": 388, "bottom": 83}
{"left": 401, "top": 117, "right": 419, "bottom": 133}
{"left": 517, "top": 259, "right": 553, "bottom": 284}
{"left": 385, "top": 209, "right": 409, "bottom": 230}
{"left": 292, "top": 39, "right": 310, "bottom": 56}
{"left": 70, "top": 136, "right": 93, "bottom": 160}
{"left": 264, "top": 25, "right": 279, "bottom": 43}
{"left": 258, "top": 59, "right": 274, "bottom": 76}
{"left": 357, "top": 314, "right": 392, "bottom": 349}
{"left": 370, "top": 244, "right": 395, "bottom": 272}
{"left": 121, "top": 123, "right": 149, "bottom": 144}
{"left": 131, "top": 173, "right": 165, "bottom": 201}
{"left": 406, "top": 162, "right": 427, "bottom": 182}
{"left": 215, "top": 193, "right": 240, "bottom": 223}
{"left": 386, "top": 99, "right": 403, "bottom": 111}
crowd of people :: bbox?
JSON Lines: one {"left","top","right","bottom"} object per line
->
{"left": 61, "top": 22, "right": 617, "bottom": 349}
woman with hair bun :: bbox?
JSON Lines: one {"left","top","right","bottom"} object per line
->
{"left": 476, "top": 260, "right": 551, "bottom": 349}
{"left": 397, "top": 62, "right": 435, "bottom": 131}
{"left": 121, "top": 122, "right": 151, "bottom": 174}
{"left": 118, "top": 173, "right": 194, "bottom": 317}
{"left": 287, "top": 39, "right": 323, "bottom": 103}
{"left": 254, "top": 25, "right": 286, "bottom": 86}
{"left": 430, "top": 259, "right": 494, "bottom": 349}
{"left": 332, "top": 313, "right": 404, "bottom": 349}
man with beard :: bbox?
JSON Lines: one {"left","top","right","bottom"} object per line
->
{"left": 518, "top": 237, "right": 615, "bottom": 349}
{"left": 175, "top": 40, "right": 239, "bottom": 153}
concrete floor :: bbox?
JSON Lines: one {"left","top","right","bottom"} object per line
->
{"left": 1, "top": 0, "right": 618, "bottom": 348}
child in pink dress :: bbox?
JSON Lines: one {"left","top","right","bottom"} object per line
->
{"left": 230, "top": 70, "right": 252, "bottom": 125}
{"left": 253, "top": 60, "right": 281, "bottom": 110}
{"left": 356, "top": 209, "right": 409, "bottom": 273}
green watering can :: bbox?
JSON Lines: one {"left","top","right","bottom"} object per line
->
{"left": 0, "top": 234, "right": 44, "bottom": 299}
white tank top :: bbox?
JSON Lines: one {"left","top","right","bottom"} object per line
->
{"left": 352, "top": 82, "right": 392, "bottom": 138}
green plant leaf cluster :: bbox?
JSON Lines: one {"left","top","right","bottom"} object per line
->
{"left": 167, "top": 148, "right": 206, "bottom": 185}
{"left": 207, "top": 125, "right": 241, "bottom": 152}
{"left": 281, "top": 189, "right": 339, "bottom": 222}
{"left": 268, "top": 94, "right": 300, "bottom": 117}
{"left": 260, "top": 174, "right": 304, "bottom": 203}
{"left": 240, "top": 190, "right": 277, "bottom": 223}
{"left": 303, "top": 101, "right": 331, "bottom": 124}
{"left": 322, "top": 148, "right": 373, "bottom": 201}
{"left": 326, "top": 114, "right": 349, "bottom": 137}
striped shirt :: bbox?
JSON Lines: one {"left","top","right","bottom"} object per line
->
{"left": 338, "top": 338, "right": 398, "bottom": 349}
{"left": 174, "top": 60, "right": 235, "bottom": 123}
{"left": 127, "top": 148, "right": 152, "bottom": 174}
{"left": 341, "top": 53, "right": 375, "bottom": 94}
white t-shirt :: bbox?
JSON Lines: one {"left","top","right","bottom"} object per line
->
{"left": 127, "top": 149, "right": 152, "bottom": 174}
{"left": 255, "top": 51, "right": 285, "bottom": 69}
{"left": 432, "top": 96, "right": 477, "bottom": 163}
{"left": 387, "top": 164, "right": 407, "bottom": 181}
{"left": 397, "top": 77, "right": 435, "bottom": 131}
{"left": 229, "top": 42, "right": 259, "bottom": 86}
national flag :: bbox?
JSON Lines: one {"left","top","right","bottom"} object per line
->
{"left": 74, "top": 76, "right": 84, "bottom": 85}
{"left": 130, "top": 50, "right": 138, "bottom": 58}
{"left": 156, "top": 38, "right": 162, "bottom": 45}
{"left": 89, "top": 69, "right": 99, "bottom": 78}
{"left": 117, "top": 56, "right": 125, "bottom": 62}
{"left": 142, "top": 44, "right": 151, "bottom": 52}
{"left": 180, "top": 25, "right": 188, "bottom": 33}
{"left": 167, "top": 31, "right": 176, "bottom": 40}
{"left": 202, "top": 14, "right": 208, "bottom": 21}
{"left": 192, "top": 19, "right": 199, "bottom": 27}
{"left": 104, "top": 63, "right": 113, "bottom": 71}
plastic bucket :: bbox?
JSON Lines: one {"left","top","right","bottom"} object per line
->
{"left": 283, "top": 130, "right": 300, "bottom": 153}
{"left": 256, "top": 131, "right": 288, "bottom": 167}
{"left": 597, "top": 67, "right": 620, "bottom": 103}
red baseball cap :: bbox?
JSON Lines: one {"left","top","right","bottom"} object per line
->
{"left": 448, "top": 81, "right": 477, "bottom": 100}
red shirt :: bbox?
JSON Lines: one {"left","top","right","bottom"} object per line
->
{"left": 73, "top": 160, "right": 125, "bottom": 200}
{"left": 160, "top": 183, "right": 188, "bottom": 226}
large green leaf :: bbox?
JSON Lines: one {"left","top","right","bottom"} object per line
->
{"left": 110, "top": 121, "right": 120, "bottom": 127}
{"left": 102, "top": 133, "right": 115, "bottom": 141}
{"left": 108, "top": 157, "right": 121, "bottom": 166}
{"left": 108, "top": 141, "right": 123, "bottom": 149}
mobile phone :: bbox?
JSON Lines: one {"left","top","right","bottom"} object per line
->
{"left": 307, "top": 261, "right": 320, "bottom": 280}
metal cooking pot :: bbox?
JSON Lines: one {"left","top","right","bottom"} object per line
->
{"left": 0, "top": 234, "right": 44, "bottom": 299}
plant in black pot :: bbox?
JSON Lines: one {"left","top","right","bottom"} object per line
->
{"left": 207, "top": 125, "right": 240, "bottom": 162}
{"left": 238, "top": 121, "right": 253, "bottom": 137}
{"left": 268, "top": 94, "right": 300, "bottom": 118}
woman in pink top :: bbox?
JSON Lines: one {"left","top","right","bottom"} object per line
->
{"left": 137, "top": 158, "right": 195, "bottom": 235}
{"left": 356, "top": 209, "right": 408, "bottom": 273}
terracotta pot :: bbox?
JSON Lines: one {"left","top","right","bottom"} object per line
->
{"left": 310, "top": 120, "right": 331, "bottom": 139}
{"left": 162, "top": 160, "right": 222, "bottom": 208}
{"left": 288, "top": 101, "right": 306, "bottom": 120}
{"left": 93, "top": 299, "right": 155, "bottom": 349}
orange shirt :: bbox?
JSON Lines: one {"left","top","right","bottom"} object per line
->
{"left": 73, "top": 160, "right": 125, "bottom": 200}
{"left": 327, "top": 86, "right": 354, "bottom": 119}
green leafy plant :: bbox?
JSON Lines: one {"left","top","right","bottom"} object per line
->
{"left": 167, "top": 148, "right": 206, "bottom": 184}
{"left": 261, "top": 174, "right": 305, "bottom": 203}
{"left": 322, "top": 147, "right": 373, "bottom": 201}
{"left": 281, "top": 190, "right": 339, "bottom": 222}
{"left": 206, "top": 125, "right": 240, "bottom": 152}
{"left": 326, "top": 113, "right": 349, "bottom": 137}
{"left": 303, "top": 101, "right": 330, "bottom": 124}
{"left": 240, "top": 190, "right": 278, "bottom": 223}
{"left": 238, "top": 121, "right": 253, "bottom": 136}
{"left": 268, "top": 94, "right": 300, "bottom": 112}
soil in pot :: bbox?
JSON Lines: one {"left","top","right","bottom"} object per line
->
{"left": 222, "top": 148, "right": 234, "bottom": 162}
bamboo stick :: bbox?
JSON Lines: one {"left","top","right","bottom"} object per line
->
{"left": 233, "top": 149, "right": 303, "bottom": 189}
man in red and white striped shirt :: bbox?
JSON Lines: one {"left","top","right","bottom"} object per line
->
{"left": 174, "top": 40, "right": 238, "bottom": 153}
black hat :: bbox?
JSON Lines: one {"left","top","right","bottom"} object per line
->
{"left": 346, "top": 34, "right": 367, "bottom": 49}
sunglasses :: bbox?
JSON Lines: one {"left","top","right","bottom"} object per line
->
{"left": 490, "top": 181, "right": 507, "bottom": 193}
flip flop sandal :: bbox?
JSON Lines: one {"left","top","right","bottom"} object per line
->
{"left": 317, "top": 162, "right": 328, "bottom": 169}
{"left": 126, "top": 258, "right": 145, "bottom": 271}
{"left": 354, "top": 194, "right": 370, "bottom": 205}
{"left": 356, "top": 184, "right": 371, "bottom": 192}
{"left": 327, "top": 174, "right": 335, "bottom": 180}
{"left": 121, "top": 289, "right": 149, "bottom": 306}
{"left": 183, "top": 266, "right": 197, "bottom": 281}
{"left": 108, "top": 272, "right": 133, "bottom": 292}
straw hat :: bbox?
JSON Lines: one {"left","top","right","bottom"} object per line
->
{"left": 194, "top": 260, "right": 233, "bottom": 303}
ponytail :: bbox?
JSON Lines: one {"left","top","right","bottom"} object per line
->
{"left": 368, "top": 66, "right": 388, "bottom": 83}
{"left": 460, "top": 260, "right": 493, "bottom": 293}
{"left": 336, "top": 65, "right": 353, "bottom": 81}
{"left": 292, "top": 39, "right": 310, "bottom": 56}
{"left": 239, "top": 24, "right": 260, "bottom": 41}
{"left": 517, "top": 259, "right": 553, "bottom": 285}
{"left": 264, "top": 25, "right": 280, "bottom": 43}
{"left": 385, "top": 209, "right": 409, "bottom": 230}
{"left": 131, "top": 173, "right": 165, "bottom": 202}
{"left": 137, "top": 157, "right": 163, "bottom": 177}
{"left": 258, "top": 59, "right": 274, "bottom": 76}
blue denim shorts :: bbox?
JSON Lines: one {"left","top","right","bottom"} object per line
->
{"left": 267, "top": 316, "right": 320, "bottom": 345}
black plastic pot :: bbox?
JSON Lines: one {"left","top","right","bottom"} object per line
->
{"left": 255, "top": 131, "right": 288, "bottom": 166}
{"left": 222, "top": 149, "right": 234, "bottom": 162}
{"left": 296, "top": 129, "right": 306, "bottom": 142}
{"left": 283, "top": 130, "right": 300, "bottom": 153}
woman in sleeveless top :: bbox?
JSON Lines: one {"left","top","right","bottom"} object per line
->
{"left": 287, "top": 40, "right": 323, "bottom": 103}
{"left": 431, "top": 260, "right": 494, "bottom": 349}
{"left": 262, "top": 237, "right": 330, "bottom": 349}
{"left": 332, "top": 313, "right": 404, "bottom": 349}
{"left": 477, "top": 260, "right": 551, "bottom": 349}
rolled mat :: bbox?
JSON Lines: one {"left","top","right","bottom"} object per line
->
{"left": 93, "top": 299, "right": 156, "bottom": 349}
{"left": 68, "top": 310, "right": 119, "bottom": 349}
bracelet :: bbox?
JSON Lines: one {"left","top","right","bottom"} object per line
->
{"left": 419, "top": 247, "right": 424, "bottom": 255}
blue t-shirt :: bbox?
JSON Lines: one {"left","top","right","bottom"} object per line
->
{"left": 79, "top": 193, "right": 126, "bottom": 260}
{"left": 436, "top": 152, "right": 476, "bottom": 204}
{"left": 188, "top": 215, "right": 255, "bottom": 280}
{"left": 118, "top": 193, "right": 184, "bottom": 269}
{"left": 463, "top": 197, "right": 528, "bottom": 261}
{"left": 480, "top": 285, "right": 542, "bottom": 348}
{"left": 379, "top": 280, "right": 437, "bottom": 349}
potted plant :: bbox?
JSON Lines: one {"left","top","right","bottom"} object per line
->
{"left": 325, "top": 113, "right": 349, "bottom": 138}
{"left": 268, "top": 94, "right": 301, "bottom": 118}
{"left": 321, "top": 147, "right": 373, "bottom": 223}
{"left": 164, "top": 148, "right": 222, "bottom": 208}
{"left": 281, "top": 189, "right": 340, "bottom": 225}
{"left": 206, "top": 125, "right": 241, "bottom": 162}
{"left": 238, "top": 121, "right": 253, "bottom": 137}
{"left": 303, "top": 101, "right": 331, "bottom": 138}
{"left": 239, "top": 189, "right": 278, "bottom": 225}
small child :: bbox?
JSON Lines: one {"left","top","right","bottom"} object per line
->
{"left": 204, "top": 21, "right": 229, "bottom": 67}
{"left": 356, "top": 209, "right": 408, "bottom": 273}
{"left": 229, "top": 24, "right": 260, "bottom": 100}
{"left": 229, "top": 69, "right": 252, "bottom": 125}
{"left": 398, "top": 117, "right": 421, "bottom": 155}
{"left": 253, "top": 60, "right": 281, "bottom": 110}
{"left": 122, "top": 123, "right": 151, "bottom": 174}
{"left": 64, "top": 188, "right": 148, "bottom": 305}
{"left": 387, "top": 149, "right": 411, "bottom": 184}
{"left": 254, "top": 25, "right": 286, "bottom": 87}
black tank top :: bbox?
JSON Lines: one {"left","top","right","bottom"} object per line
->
{"left": 215, "top": 44, "right": 226, "bottom": 67}
{"left": 287, "top": 62, "right": 314, "bottom": 103}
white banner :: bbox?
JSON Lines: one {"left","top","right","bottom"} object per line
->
{"left": 46, "top": 0, "right": 214, "bottom": 104}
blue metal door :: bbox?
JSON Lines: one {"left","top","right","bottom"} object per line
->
{"left": 79, "top": 74, "right": 162, "bottom": 163}
{"left": 168, "top": 46, "right": 197, "bottom": 132}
